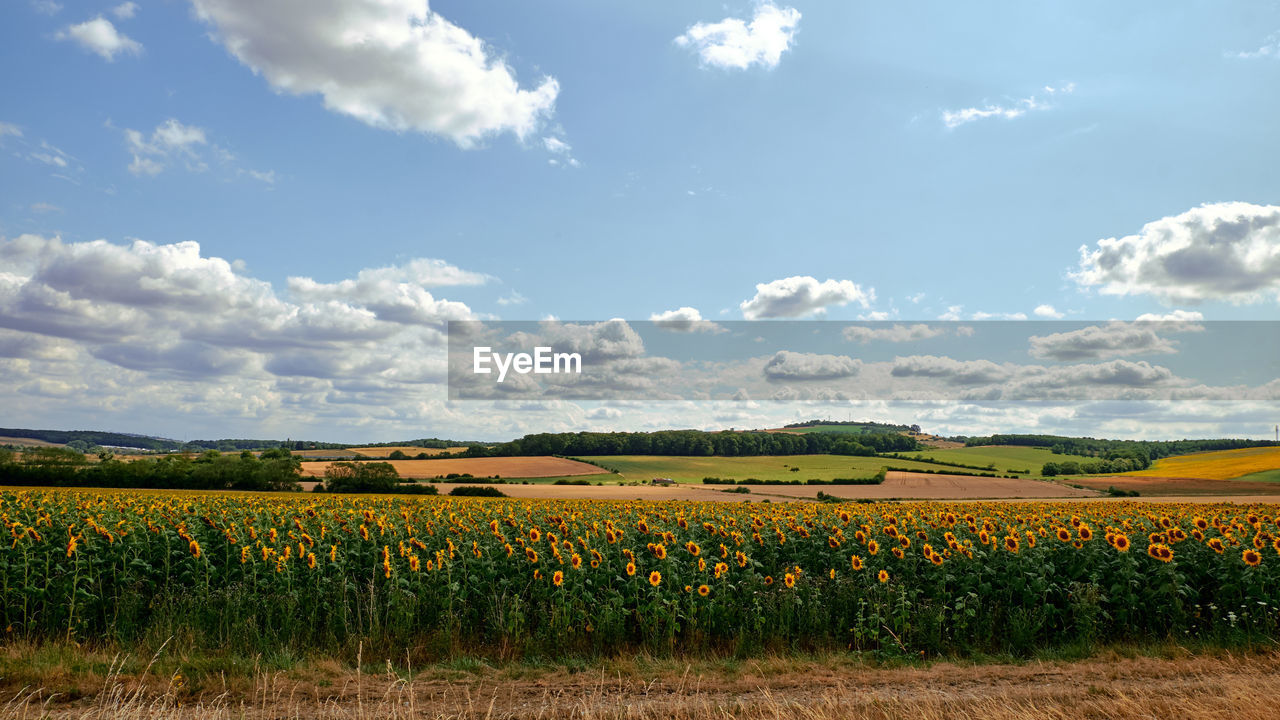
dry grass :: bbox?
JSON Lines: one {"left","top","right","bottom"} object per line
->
{"left": 6, "top": 648, "right": 1280, "bottom": 719}
{"left": 346, "top": 447, "right": 470, "bottom": 459}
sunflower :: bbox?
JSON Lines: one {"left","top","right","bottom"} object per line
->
{"left": 626, "top": 561, "right": 637, "bottom": 576}
{"left": 764, "top": 575, "right": 774, "bottom": 586}
{"left": 1243, "top": 549, "right": 1262, "bottom": 567}
{"left": 784, "top": 573, "right": 796, "bottom": 588}
{"left": 526, "top": 548, "right": 539, "bottom": 564}
{"left": 877, "top": 569, "right": 889, "bottom": 583}
{"left": 1112, "top": 534, "right": 1131, "bottom": 552}
{"left": 867, "top": 539, "right": 879, "bottom": 555}
{"left": 1207, "top": 538, "right": 1225, "bottom": 554}
{"left": 653, "top": 543, "right": 667, "bottom": 560}
{"left": 553, "top": 570, "right": 565, "bottom": 586}
{"left": 189, "top": 540, "right": 202, "bottom": 559}
{"left": 529, "top": 527, "right": 541, "bottom": 542}
{"left": 1077, "top": 525, "right": 1093, "bottom": 542}
{"left": 686, "top": 541, "right": 701, "bottom": 556}
{"left": 1147, "top": 543, "right": 1173, "bottom": 563}
{"left": 891, "top": 547, "right": 904, "bottom": 560}
{"left": 1056, "top": 528, "right": 1072, "bottom": 543}
{"left": 698, "top": 584, "right": 711, "bottom": 597}
{"left": 1004, "top": 536, "right": 1019, "bottom": 554}
{"left": 850, "top": 554, "right": 863, "bottom": 571}
{"left": 648, "top": 570, "right": 662, "bottom": 587}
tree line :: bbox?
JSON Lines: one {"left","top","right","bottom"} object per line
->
{"left": 461, "top": 430, "right": 919, "bottom": 458}
{"left": 964, "top": 434, "right": 1277, "bottom": 462}
{"left": 0, "top": 447, "right": 303, "bottom": 491}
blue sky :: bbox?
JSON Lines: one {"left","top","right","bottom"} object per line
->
{"left": 2, "top": 1, "right": 1279, "bottom": 441}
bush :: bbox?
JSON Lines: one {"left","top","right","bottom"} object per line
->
{"left": 449, "top": 486, "right": 506, "bottom": 497}
{"left": 553, "top": 478, "right": 592, "bottom": 485}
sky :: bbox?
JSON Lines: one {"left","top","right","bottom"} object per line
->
{"left": 1, "top": 0, "right": 1279, "bottom": 442}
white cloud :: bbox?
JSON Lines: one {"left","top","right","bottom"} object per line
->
{"left": 942, "top": 83, "right": 1074, "bottom": 129}
{"left": 0, "top": 234, "right": 479, "bottom": 395}
{"left": 1028, "top": 322, "right": 1189, "bottom": 362}
{"left": 111, "top": 2, "right": 137, "bottom": 19}
{"left": 496, "top": 290, "right": 528, "bottom": 307}
{"left": 1231, "top": 32, "right": 1279, "bottom": 60}
{"left": 0, "top": 123, "right": 23, "bottom": 139}
{"left": 31, "top": 1, "right": 62, "bottom": 15}
{"left": 30, "top": 203, "right": 62, "bottom": 213}
{"left": 1072, "top": 202, "right": 1280, "bottom": 304}
{"left": 190, "top": 0, "right": 559, "bottom": 148}
{"left": 740, "top": 276, "right": 874, "bottom": 319}
{"left": 675, "top": 3, "right": 801, "bottom": 70}
{"left": 124, "top": 118, "right": 207, "bottom": 175}
{"left": 649, "top": 306, "right": 725, "bottom": 333}
{"left": 542, "top": 135, "right": 579, "bottom": 167}
{"left": 763, "top": 351, "right": 860, "bottom": 381}
{"left": 1134, "top": 310, "right": 1204, "bottom": 323}
{"left": 937, "top": 305, "right": 963, "bottom": 321}
{"left": 57, "top": 16, "right": 141, "bottom": 61}
{"left": 1033, "top": 304, "right": 1064, "bottom": 319}
{"left": 970, "top": 311, "right": 1028, "bottom": 320}
{"left": 843, "top": 323, "right": 946, "bottom": 343}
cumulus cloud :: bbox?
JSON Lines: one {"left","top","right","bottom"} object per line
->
{"left": 111, "top": 2, "right": 137, "bottom": 19}
{"left": 1072, "top": 202, "right": 1280, "bottom": 304}
{"left": 0, "top": 234, "right": 477, "bottom": 387}
{"left": 1028, "top": 322, "right": 1189, "bottom": 362}
{"left": 740, "top": 276, "right": 874, "bottom": 319}
{"left": 675, "top": 3, "right": 801, "bottom": 70}
{"left": 942, "top": 83, "right": 1074, "bottom": 129}
{"left": 649, "top": 306, "right": 724, "bottom": 333}
{"left": 971, "top": 310, "right": 1028, "bottom": 320}
{"left": 57, "top": 16, "right": 141, "bottom": 61}
{"left": 842, "top": 324, "right": 946, "bottom": 343}
{"left": 1033, "top": 304, "right": 1064, "bottom": 319}
{"left": 190, "top": 0, "right": 559, "bottom": 148}
{"left": 763, "top": 351, "right": 860, "bottom": 381}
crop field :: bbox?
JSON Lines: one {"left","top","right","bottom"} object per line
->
{"left": 582, "top": 454, "right": 946, "bottom": 483}
{"left": 1123, "top": 446, "right": 1280, "bottom": 481}
{"left": 4, "top": 488, "right": 1280, "bottom": 668}
{"left": 347, "top": 446, "right": 470, "bottom": 458}
{"left": 300, "top": 456, "right": 610, "bottom": 480}
{"left": 903, "top": 446, "right": 1100, "bottom": 474}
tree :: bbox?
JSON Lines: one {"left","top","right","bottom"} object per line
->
{"left": 323, "top": 461, "right": 400, "bottom": 492}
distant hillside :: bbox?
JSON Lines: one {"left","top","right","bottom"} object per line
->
{"left": 779, "top": 420, "right": 913, "bottom": 435}
{"left": 0, "top": 428, "right": 482, "bottom": 454}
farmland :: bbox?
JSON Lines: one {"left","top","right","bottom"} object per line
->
{"left": 583, "top": 454, "right": 941, "bottom": 483}
{"left": 300, "top": 456, "right": 608, "bottom": 480}
{"left": 900, "top": 446, "right": 1100, "bottom": 474}
{"left": 1122, "top": 446, "right": 1280, "bottom": 481}
{"left": 5, "top": 488, "right": 1280, "bottom": 665}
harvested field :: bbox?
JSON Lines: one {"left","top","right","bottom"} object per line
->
{"left": 300, "top": 456, "right": 609, "bottom": 480}
{"left": 8, "top": 649, "right": 1280, "bottom": 719}
{"left": 347, "top": 446, "right": 470, "bottom": 458}
{"left": 350, "top": 471, "right": 1097, "bottom": 502}
{"left": 292, "top": 448, "right": 361, "bottom": 459}
{"left": 0, "top": 436, "right": 61, "bottom": 447}
{"left": 1073, "top": 475, "right": 1280, "bottom": 496}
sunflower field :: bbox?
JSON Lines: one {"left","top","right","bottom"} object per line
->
{"left": 3, "top": 488, "right": 1280, "bottom": 659}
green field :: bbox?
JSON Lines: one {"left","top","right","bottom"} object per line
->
{"left": 577, "top": 454, "right": 944, "bottom": 483}
{"left": 1232, "top": 469, "right": 1280, "bottom": 483}
{"left": 892, "top": 446, "right": 1102, "bottom": 474}
{"left": 576, "top": 447, "right": 1102, "bottom": 484}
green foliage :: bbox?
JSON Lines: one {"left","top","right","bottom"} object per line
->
{"left": 448, "top": 486, "right": 507, "bottom": 497}
{"left": 322, "top": 461, "right": 401, "bottom": 493}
